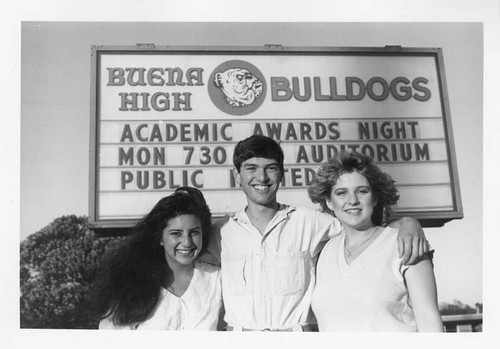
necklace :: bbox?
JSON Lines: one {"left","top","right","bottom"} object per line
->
{"left": 344, "top": 226, "right": 381, "bottom": 256}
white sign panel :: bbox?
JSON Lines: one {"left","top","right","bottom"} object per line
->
{"left": 90, "top": 46, "right": 462, "bottom": 228}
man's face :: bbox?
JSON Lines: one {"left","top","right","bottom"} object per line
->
{"left": 236, "top": 157, "right": 282, "bottom": 208}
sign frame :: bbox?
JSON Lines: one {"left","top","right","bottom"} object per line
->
{"left": 89, "top": 44, "right": 463, "bottom": 231}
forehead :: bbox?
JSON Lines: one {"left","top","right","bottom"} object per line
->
{"left": 165, "top": 214, "right": 201, "bottom": 229}
{"left": 241, "top": 157, "right": 279, "bottom": 167}
{"left": 333, "top": 171, "right": 370, "bottom": 188}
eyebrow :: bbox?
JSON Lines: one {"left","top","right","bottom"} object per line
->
{"left": 167, "top": 226, "right": 201, "bottom": 231}
{"left": 334, "top": 185, "right": 371, "bottom": 190}
{"left": 243, "top": 162, "right": 279, "bottom": 167}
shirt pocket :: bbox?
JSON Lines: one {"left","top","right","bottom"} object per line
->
{"left": 221, "top": 253, "right": 253, "bottom": 296}
{"left": 274, "top": 251, "right": 311, "bottom": 296}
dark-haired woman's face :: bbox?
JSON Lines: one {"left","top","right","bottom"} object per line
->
{"left": 160, "top": 214, "right": 202, "bottom": 268}
{"left": 327, "top": 171, "right": 377, "bottom": 231}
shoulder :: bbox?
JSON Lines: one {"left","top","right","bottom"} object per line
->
{"left": 194, "top": 261, "right": 222, "bottom": 291}
{"left": 291, "top": 206, "right": 337, "bottom": 223}
{"left": 212, "top": 214, "right": 231, "bottom": 228}
{"left": 217, "top": 210, "right": 246, "bottom": 231}
{"left": 323, "top": 231, "right": 343, "bottom": 251}
{"left": 377, "top": 226, "right": 400, "bottom": 251}
{"left": 290, "top": 206, "right": 343, "bottom": 237}
{"left": 378, "top": 227, "right": 411, "bottom": 275}
{"left": 292, "top": 205, "right": 318, "bottom": 215}
{"left": 383, "top": 226, "right": 400, "bottom": 239}
{"left": 316, "top": 233, "right": 343, "bottom": 269}
{"left": 195, "top": 260, "right": 221, "bottom": 275}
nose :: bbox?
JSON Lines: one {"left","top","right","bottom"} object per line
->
{"left": 347, "top": 192, "right": 360, "bottom": 205}
{"left": 181, "top": 233, "right": 193, "bottom": 246}
{"left": 256, "top": 167, "right": 269, "bottom": 182}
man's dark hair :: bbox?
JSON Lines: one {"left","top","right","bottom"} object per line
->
{"left": 233, "top": 135, "right": 284, "bottom": 174}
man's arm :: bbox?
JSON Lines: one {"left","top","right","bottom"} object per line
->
{"left": 388, "top": 217, "right": 429, "bottom": 265}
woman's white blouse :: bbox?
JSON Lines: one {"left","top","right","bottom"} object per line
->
{"left": 99, "top": 261, "right": 222, "bottom": 330}
{"left": 311, "top": 227, "right": 417, "bottom": 332}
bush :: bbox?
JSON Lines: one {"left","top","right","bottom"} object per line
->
{"left": 20, "top": 215, "right": 124, "bottom": 329}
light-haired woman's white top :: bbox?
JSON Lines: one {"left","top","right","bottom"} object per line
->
{"left": 311, "top": 227, "right": 417, "bottom": 332}
{"left": 99, "top": 261, "right": 222, "bottom": 330}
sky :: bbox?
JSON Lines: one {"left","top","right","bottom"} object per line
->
{"left": 20, "top": 20, "right": 482, "bottom": 306}
{"left": 3, "top": 1, "right": 500, "bottom": 349}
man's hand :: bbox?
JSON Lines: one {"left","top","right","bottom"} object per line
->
{"left": 389, "top": 217, "right": 429, "bottom": 265}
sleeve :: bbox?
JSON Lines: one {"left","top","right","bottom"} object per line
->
{"left": 215, "top": 268, "right": 227, "bottom": 331}
{"left": 327, "top": 215, "right": 344, "bottom": 239}
{"left": 400, "top": 240, "right": 435, "bottom": 273}
{"left": 390, "top": 228, "right": 433, "bottom": 276}
{"left": 311, "top": 211, "right": 343, "bottom": 257}
{"left": 425, "top": 245, "right": 435, "bottom": 264}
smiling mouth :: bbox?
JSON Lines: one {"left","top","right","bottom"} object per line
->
{"left": 252, "top": 184, "right": 272, "bottom": 192}
{"left": 176, "top": 248, "right": 196, "bottom": 257}
{"left": 345, "top": 209, "right": 362, "bottom": 215}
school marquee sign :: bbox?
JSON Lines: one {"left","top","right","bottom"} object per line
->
{"left": 89, "top": 45, "right": 462, "bottom": 229}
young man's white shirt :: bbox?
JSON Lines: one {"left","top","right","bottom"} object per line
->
{"left": 211, "top": 204, "right": 342, "bottom": 330}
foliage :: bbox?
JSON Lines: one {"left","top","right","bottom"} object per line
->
{"left": 439, "top": 299, "right": 482, "bottom": 316}
{"left": 20, "top": 215, "right": 124, "bottom": 329}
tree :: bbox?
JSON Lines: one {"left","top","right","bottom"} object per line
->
{"left": 439, "top": 299, "right": 480, "bottom": 316}
{"left": 20, "top": 215, "right": 124, "bottom": 328}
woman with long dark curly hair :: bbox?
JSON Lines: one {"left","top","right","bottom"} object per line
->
{"left": 308, "top": 152, "right": 442, "bottom": 332}
{"left": 89, "top": 187, "right": 223, "bottom": 330}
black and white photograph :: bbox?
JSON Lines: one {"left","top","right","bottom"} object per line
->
{"left": 3, "top": 1, "right": 500, "bottom": 348}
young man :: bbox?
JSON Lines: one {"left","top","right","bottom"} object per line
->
{"left": 209, "top": 135, "right": 428, "bottom": 331}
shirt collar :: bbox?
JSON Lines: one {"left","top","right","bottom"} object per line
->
{"left": 230, "top": 203, "right": 297, "bottom": 224}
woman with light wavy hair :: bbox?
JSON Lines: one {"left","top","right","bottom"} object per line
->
{"left": 308, "top": 151, "right": 443, "bottom": 332}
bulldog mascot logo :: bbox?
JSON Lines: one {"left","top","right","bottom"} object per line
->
{"left": 213, "top": 68, "right": 264, "bottom": 107}
{"left": 208, "top": 60, "right": 266, "bottom": 116}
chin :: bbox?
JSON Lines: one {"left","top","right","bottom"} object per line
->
{"left": 176, "top": 257, "right": 197, "bottom": 266}
{"left": 343, "top": 219, "right": 370, "bottom": 229}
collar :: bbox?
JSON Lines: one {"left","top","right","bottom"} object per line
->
{"left": 230, "top": 203, "right": 297, "bottom": 224}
